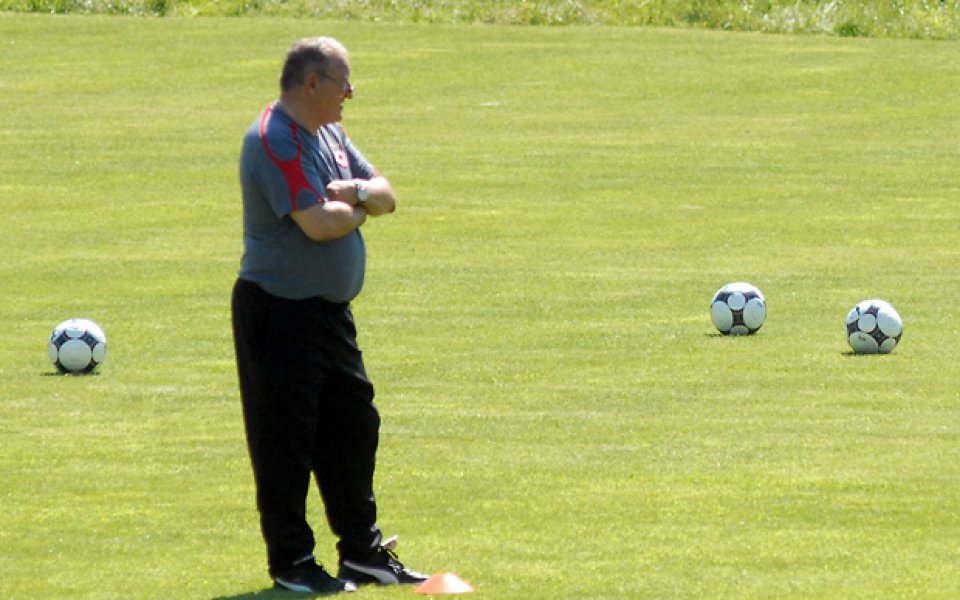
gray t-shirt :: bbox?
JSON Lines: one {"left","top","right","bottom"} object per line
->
{"left": 238, "top": 103, "right": 377, "bottom": 302}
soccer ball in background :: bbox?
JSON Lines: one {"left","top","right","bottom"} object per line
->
{"left": 710, "top": 282, "right": 767, "bottom": 335}
{"left": 845, "top": 300, "right": 902, "bottom": 354}
{"left": 48, "top": 318, "right": 107, "bottom": 374}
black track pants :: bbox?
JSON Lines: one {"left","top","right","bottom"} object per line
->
{"left": 231, "top": 278, "right": 382, "bottom": 576}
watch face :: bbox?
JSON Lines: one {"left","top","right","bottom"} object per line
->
{"left": 357, "top": 184, "right": 369, "bottom": 201}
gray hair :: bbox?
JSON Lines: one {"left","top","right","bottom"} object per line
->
{"left": 279, "top": 37, "right": 348, "bottom": 92}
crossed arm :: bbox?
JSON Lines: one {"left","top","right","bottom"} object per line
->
{"left": 290, "top": 175, "right": 396, "bottom": 242}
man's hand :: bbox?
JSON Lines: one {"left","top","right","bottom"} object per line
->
{"left": 325, "top": 176, "right": 396, "bottom": 216}
{"left": 325, "top": 179, "right": 361, "bottom": 204}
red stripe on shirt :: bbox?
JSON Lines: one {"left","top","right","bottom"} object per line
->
{"left": 258, "top": 104, "right": 322, "bottom": 212}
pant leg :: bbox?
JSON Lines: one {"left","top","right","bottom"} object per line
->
{"left": 232, "top": 279, "right": 328, "bottom": 577}
{"left": 312, "top": 306, "right": 384, "bottom": 561}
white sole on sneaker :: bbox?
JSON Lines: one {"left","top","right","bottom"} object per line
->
{"left": 274, "top": 576, "right": 357, "bottom": 593}
{"left": 274, "top": 578, "right": 316, "bottom": 593}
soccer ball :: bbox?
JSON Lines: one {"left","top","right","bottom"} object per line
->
{"left": 710, "top": 282, "right": 766, "bottom": 335}
{"left": 845, "top": 300, "right": 902, "bottom": 354}
{"left": 48, "top": 318, "right": 107, "bottom": 374}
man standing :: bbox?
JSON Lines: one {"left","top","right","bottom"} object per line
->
{"left": 232, "top": 37, "right": 427, "bottom": 595}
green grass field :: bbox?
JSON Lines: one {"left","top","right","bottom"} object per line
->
{"left": 2, "top": 12, "right": 959, "bottom": 599}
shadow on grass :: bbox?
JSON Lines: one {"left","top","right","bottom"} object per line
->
{"left": 40, "top": 369, "right": 100, "bottom": 378}
{"left": 703, "top": 332, "right": 761, "bottom": 338}
{"left": 211, "top": 589, "right": 291, "bottom": 600}
{"left": 42, "top": 372, "right": 101, "bottom": 376}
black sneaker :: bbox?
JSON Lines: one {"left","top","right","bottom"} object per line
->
{"left": 338, "top": 535, "right": 429, "bottom": 586}
{"left": 274, "top": 556, "right": 357, "bottom": 595}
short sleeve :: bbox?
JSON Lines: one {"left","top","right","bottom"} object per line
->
{"left": 256, "top": 114, "right": 325, "bottom": 217}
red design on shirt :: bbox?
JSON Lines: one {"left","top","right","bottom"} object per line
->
{"left": 258, "top": 104, "right": 322, "bottom": 212}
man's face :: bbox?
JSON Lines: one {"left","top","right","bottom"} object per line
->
{"left": 312, "top": 56, "right": 353, "bottom": 125}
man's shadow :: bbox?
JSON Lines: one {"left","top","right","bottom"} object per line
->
{"left": 211, "top": 589, "right": 292, "bottom": 600}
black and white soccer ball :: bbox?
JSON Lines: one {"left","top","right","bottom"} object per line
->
{"left": 710, "top": 282, "right": 766, "bottom": 335}
{"left": 845, "top": 299, "right": 902, "bottom": 354}
{"left": 48, "top": 318, "right": 107, "bottom": 374}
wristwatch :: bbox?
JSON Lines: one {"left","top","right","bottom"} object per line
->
{"left": 355, "top": 181, "right": 369, "bottom": 205}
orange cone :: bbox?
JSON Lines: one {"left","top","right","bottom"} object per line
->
{"left": 414, "top": 572, "right": 473, "bottom": 594}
